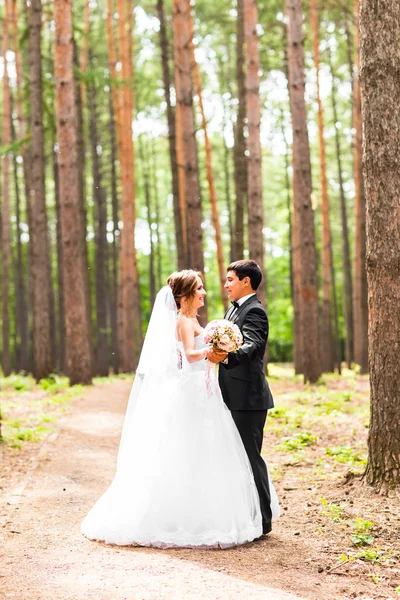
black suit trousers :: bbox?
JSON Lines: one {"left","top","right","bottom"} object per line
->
{"left": 231, "top": 410, "right": 272, "bottom": 532}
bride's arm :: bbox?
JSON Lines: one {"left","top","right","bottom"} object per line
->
{"left": 178, "top": 317, "right": 211, "bottom": 363}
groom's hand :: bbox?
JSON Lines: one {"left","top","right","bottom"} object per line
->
{"left": 208, "top": 349, "right": 228, "bottom": 364}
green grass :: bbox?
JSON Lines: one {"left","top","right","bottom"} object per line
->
{"left": 278, "top": 430, "right": 317, "bottom": 451}
{"left": 324, "top": 445, "right": 367, "bottom": 467}
{"left": 351, "top": 518, "right": 375, "bottom": 547}
{"left": 320, "top": 497, "right": 346, "bottom": 522}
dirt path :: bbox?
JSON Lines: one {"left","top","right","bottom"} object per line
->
{"left": 0, "top": 381, "right": 393, "bottom": 599}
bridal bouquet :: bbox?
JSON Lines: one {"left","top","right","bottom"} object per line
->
{"left": 204, "top": 320, "right": 243, "bottom": 353}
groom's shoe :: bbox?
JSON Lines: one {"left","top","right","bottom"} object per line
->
{"left": 262, "top": 522, "right": 272, "bottom": 535}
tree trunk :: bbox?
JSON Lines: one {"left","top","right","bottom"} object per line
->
{"left": 352, "top": 0, "right": 368, "bottom": 373}
{"left": 233, "top": 0, "right": 247, "bottom": 260}
{"left": 89, "top": 77, "right": 109, "bottom": 376}
{"left": 151, "top": 138, "right": 163, "bottom": 290}
{"left": 73, "top": 38, "right": 93, "bottom": 372}
{"left": 11, "top": 0, "right": 32, "bottom": 372}
{"left": 286, "top": 0, "right": 321, "bottom": 384}
{"left": 1, "top": 9, "right": 12, "bottom": 376}
{"left": 29, "top": 0, "right": 53, "bottom": 380}
{"left": 360, "top": 0, "right": 400, "bottom": 491}
{"left": 80, "top": 0, "right": 90, "bottom": 106}
{"left": 189, "top": 18, "right": 227, "bottom": 310}
{"left": 329, "top": 48, "right": 354, "bottom": 369}
{"left": 109, "top": 0, "right": 141, "bottom": 371}
{"left": 244, "top": 0, "right": 265, "bottom": 308}
{"left": 172, "top": 0, "right": 205, "bottom": 282}
{"left": 54, "top": 0, "right": 92, "bottom": 385}
{"left": 156, "top": 0, "right": 185, "bottom": 269}
{"left": 11, "top": 114, "right": 28, "bottom": 373}
{"left": 310, "top": 0, "right": 334, "bottom": 373}
{"left": 220, "top": 78, "right": 234, "bottom": 263}
{"left": 108, "top": 94, "right": 120, "bottom": 374}
{"left": 139, "top": 136, "right": 156, "bottom": 307}
{"left": 53, "top": 135, "right": 66, "bottom": 374}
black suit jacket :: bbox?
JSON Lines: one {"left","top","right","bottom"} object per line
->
{"left": 218, "top": 295, "right": 274, "bottom": 411}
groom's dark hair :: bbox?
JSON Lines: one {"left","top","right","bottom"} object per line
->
{"left": 227, "top": 260, "right": 262, "bottom": 290}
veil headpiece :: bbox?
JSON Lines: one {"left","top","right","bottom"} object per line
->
{"left": 118, "top": 286, "right": 179, "bottom": 455}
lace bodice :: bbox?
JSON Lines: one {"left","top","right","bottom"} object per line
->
{"left": 177, "top": 330, "right": 206, "bottom": 372}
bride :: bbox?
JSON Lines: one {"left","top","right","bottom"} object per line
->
{"left": 81, "top": 270, "right": 279, "bottom": 548}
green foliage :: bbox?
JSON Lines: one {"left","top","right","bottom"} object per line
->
{"left": 351, "top": 518, "right": 375, "bottom": 547}
{"left": 356, "top": 548, "right": 385, "bottom": 564}
{"left": 325, "top": 445, "right": 367, "bottom": 467}
{"left": 278, "top": 431, "right": 317, "bottom": 451}
{"left": 38, "top": 374, "right": 70, "bottom": 394}
{"left": 320, "top": 497, "right": 345, "bottom": 522}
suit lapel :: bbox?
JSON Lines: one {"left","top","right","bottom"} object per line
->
{"left": 231, "top": 295, "right": 259, "bottom": 324}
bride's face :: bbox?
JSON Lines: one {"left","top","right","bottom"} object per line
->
{"left": 185, "top": 275, "right": 206, "bottom": 311}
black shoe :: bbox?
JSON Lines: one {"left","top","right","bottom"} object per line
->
{"left": 263, "top": 522, "right": 272, "bottom": 535}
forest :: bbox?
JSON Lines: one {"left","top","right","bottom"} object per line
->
{"left": 1, "top": 1, "right": 400, "bottom": 597}
{"left": 0, "top": 0, "right": 369, "bottom": 383}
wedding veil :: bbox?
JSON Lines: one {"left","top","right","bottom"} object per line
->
{"left": 118, "top": 285, "right": 179, "bottom": 458}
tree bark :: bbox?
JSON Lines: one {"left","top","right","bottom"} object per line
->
{"left": 54, "top": 0, "right": 92, "bottom": 385}
{"left": 115, "top": 0, "right": 142, "bottom": 370}
{"left": 28, "top": 0, "right": 54, "bottom": 380}
{"left": 89, "top": 77, "right": 109, "bottom": 376}
{"left": 156, "top": 0, "right": 185, "bottom": 269}
{"left": 108, "top": 94, "right": 120, "bottom": 374}
{"left": 53, "top": 135, "right": 66, "bottom": 374}
{"left": 244, "top": 0, "right": 265, "bottom": 308}
{"left": 151, "top": 138, "right": 163, "bottom": 290}
{"left": 80, "top": 0, "right": 90, "bottom": 106}
{"left": 286, "top": 0, "right": 321, "bottom": 384}
{"left": 189, "top": 18, "right": 227, "bottom": 310}
{"left": 360, "top": 0, "right": 400, "bottom": 490}
{"left": 233, "top": 0, "right": 247, "bottom": 260}
{"left": 352, "top": 0, "right": 368, "bottom": 373}
{"left": 1, "top": 7, "right": 12, "bottom": 376}
{"left": 329, "top": 48, "right": 354, "bottom": 369}
{"left": 139, "top": 136, "right": 156, "bottom": 307}
{"left": 310, "top": 0, "right": 334, "bottom": 373}
{"left": 73, "top": 39, "right": 93, "bottom": 371}
{"left": 172, "top": 0, "right": 205, "bottom": 280}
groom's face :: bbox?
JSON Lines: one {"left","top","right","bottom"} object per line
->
{"left": 224, "top": 271, "right": 251, "bottom": 301}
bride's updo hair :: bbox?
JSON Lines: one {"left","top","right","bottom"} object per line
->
{"left": 167, "top": 270, "right": 203, "bottom": 310}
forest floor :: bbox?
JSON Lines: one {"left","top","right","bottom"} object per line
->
{"left": 1, "top": 367, "right": 400, "bottom": 600}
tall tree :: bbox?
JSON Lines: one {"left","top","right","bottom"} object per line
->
{"left": 310, "top": 0, "right": 334, "bottom": 373}
{"left": 89, "top": 76, "right": 109, "bottom": 376}
{"left": 352, "top": 0, "right": 368, "bottom": 373}
{"left": 1, "top": 5, "right": 12, "bottom": 376}
{"left": 233, "top": 0, "right": 247, "bottom": 260}
{"left": 360, "top": 0, "right": 400, "bottom": 491}
{"left": 54, "top": 0, "right": 92, "bottom": 385}
{"left": 138, "top": 135, "right": 156, "bottom": 307}
{"left": 107, "top": 0, "right": 142, "bottom": 371}
{"left": 244, "top": 0, "right": 265, "bottom": 307}
{"left": 189, "top": 19, "right": 227, "bottom": 310}
{"left": 156, "top": 0, "right": 185, "bottom": 268}
{"left": 172, "top": 0, "right": 205, "bottom": 279}
{"left": 29, "top": 0, "right": 53, "bottom": 380}
{"left": 108, "top": 94, "right": 120, "bottom": 374}
{"left": 286, "top": 0, "right": 321, "bottom": 383}
{"left": 328, "top": 48, "right": 354, "bottom": 368}
{"left": 11, "top": 0, "right": 29, "bottom": 372}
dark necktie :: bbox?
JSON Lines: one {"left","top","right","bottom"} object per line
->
{"left": 228, "top": 301, "right": 239, "bottom": 320}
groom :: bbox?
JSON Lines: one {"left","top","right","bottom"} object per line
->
{"left": 209, "top": 260, "right": 274, "bottom": 535}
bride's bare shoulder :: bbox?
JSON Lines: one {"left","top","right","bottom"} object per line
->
{"left": 176, "top": 315, "right": 195, "bottom": 339}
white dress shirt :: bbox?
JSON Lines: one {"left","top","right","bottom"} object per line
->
{"left": 223, "top": 293, "right": 257, "bottom": 363}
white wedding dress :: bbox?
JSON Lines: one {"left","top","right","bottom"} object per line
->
{"left": 81, "top": 288, "right": 279, "bottom": 548}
